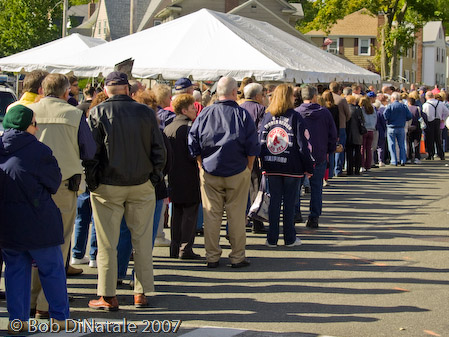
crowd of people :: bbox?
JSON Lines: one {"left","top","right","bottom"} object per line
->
{"left": 1, "top": 69, "right": 448, "bottom": 333}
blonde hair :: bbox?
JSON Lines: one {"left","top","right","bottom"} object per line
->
{"left": 267, "top": 84, "right": 294, "bottom": 116}
{"left": 359, "top": 96, "right": 374, "bottom": 114}
{"left": 346, "top": 95, "right": 357, "bottom": 105}
{"left": 153, "top": 84, "right": 171, "bottom": 107}
{"left": 321, "top": 90, "right": 335, "bottom": 109}
{"left": 172, "top": 94, "right": 195, "bottom": 115}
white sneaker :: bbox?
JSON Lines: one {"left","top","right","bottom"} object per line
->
{"left": 265, "top": 240, "right": 277, "bottom": 248}
{"left": 379, "top": 162, "right": 385, "bottom": 167}
{"left": 285, "top": 237, "right": 302, "bottom": 247}
{"left": 71, "top": 256, "right": 89, "bottom": 265}
{"left": 360, "top": 167, "right": 366, "bottom": 173}
{"left": 154, "top": 237, "right": 171, "bottom": 247}
{"left": 414, "top": 158, "right": 421, "bottom": 164}
{"left": 88, "top": 260, "right": 97, "bottom": 268}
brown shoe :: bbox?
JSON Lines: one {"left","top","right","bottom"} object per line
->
{"left": 66, "top": 265, "right": 83, "bottom": 276}
{"left": 134, "top": 293, "right": 149, "bottom": 308}
{"left": 8, "top": 320, "right": 28, "bottom": 334}
{"left": 88, "top": 296, "right": 119, "bottom": 311}
{"left": 35, "top": 310, "right": 49, "bottom": 319}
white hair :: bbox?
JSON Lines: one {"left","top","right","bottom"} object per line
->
{"left": 391, "top": 92, "right": 401, "bottom": 102}
{"left": 192, "top": 90, "right": 202, "bottom": 102}
{"left": 216, "top": 77, "right": 237, "bottom": 97}
{"left": 244, "top": 83, "right": 263, "bottom": 99}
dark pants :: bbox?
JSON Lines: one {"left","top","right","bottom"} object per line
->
{"left": 407, "top": 130, "right": 421, "bottom": 160}
{"left": 346, "top": 143, "right": 362, "bottom": 174}
{"left": 267, "top": 175, "right": 299, "bottom": 246}
{"left": 170, "top": 202, "right": 200, "bottom": 258}
{"left": 425, "top": 119, "right": 444, "bottom": 159}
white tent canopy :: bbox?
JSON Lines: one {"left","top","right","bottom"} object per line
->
{"left": 0, "top": 34, "right": 106, "bottom": 73}
{"left": 9, "top": 9, "right": 380, "bottom": 83}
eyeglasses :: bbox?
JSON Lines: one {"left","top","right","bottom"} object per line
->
{"left": 32, "top": 121, "right": 37, "bottom": 127}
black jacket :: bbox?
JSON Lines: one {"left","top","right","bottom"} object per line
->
{"left": 87, "top": 95, "right": 166, "bottom": 187}
{"left": 164, "top": 114, "right": 200, "bottom": 204}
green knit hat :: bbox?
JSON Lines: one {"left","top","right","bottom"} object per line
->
{"left": 2, "top": 104, "right": 34, "bottom": 131}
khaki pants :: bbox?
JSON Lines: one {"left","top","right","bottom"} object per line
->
{"left": 200, "top": 168, "right": 251, "bottom": 264}
{"left": 31, "top": 180, "right": 77, "bottom": 311}
{"left": 90, "top": 181, "right": 155, "bottom": 297}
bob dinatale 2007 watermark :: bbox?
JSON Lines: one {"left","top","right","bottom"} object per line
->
{"left": 9, "top": 318, "right": 182, "bottom": 333}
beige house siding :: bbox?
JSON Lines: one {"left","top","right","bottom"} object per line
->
{"left": 93, "top": 1, "right": 109, "bottom": 40}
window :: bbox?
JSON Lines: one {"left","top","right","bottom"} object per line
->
{"left": 154, "top": 19, "right": 162, "bottom": 26}
{"left": 404, "top": 70, "right": 410, "bottom": 82}
{"left": 327, "top": 38, "right": 339, "bottom": 55}
{"left": 359, "top": 38, "right": 370, "bottom": 55}
{"left": 103, "top": 20, "right": 107, "bottom": 34}
{"left": 412, "top": 44, "right": 416, "bottom": 59}
{"left": 98, "top": 21, "right": 101, "bottom": 35}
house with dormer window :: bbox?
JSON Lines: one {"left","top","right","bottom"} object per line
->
{"left": 72, "top": 0, "right": 305, "bottom": 41}
{"left": 421, "top": 21, "right": 447, "bottom": 87}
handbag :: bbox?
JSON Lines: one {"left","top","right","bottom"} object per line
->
{"left": 357, "top": 110, "right": 367, "bottom": 135}
{"left": 248, "top": 174, "right": 270, "bottom": 222}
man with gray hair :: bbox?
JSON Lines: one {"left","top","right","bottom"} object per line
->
{"left": 422, "top": 91, "right": 448, "bottom": 160}
{"left": 383, "top": 92, "right": 412, "bottom": 166}
{"left": 240, "top": 82, "right": 267, "bottom": 234}
{"left": 189, "top": 76, "right": 260, "bottom": 268}
{"left": 296, "top": 85, "right": 337, "bottom": 229}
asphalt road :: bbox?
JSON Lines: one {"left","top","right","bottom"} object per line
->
{"left": 1, "top": 160, "right": 449, "bottom": 337}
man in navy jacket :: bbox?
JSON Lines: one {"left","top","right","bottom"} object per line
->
{"left": 295, "top": 85, "right": 337, "bottom": 228}
{"left": 189, "top": 77, "right": 260, "bottom": 269}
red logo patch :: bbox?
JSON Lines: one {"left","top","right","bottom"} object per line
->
{"left": 267, "top": 127, "right": 289, "bottom": 155}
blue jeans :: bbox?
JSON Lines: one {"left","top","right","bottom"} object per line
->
{"left": 2, "top": 246, "right": 69, "bottom": 321}
{"left": 335, "top": 128, "right": 346, "bottom": 175}
{"left": 300, "top": 160, "right": 327, "bottom": 219}
{"left": 267, "top": 175, "right": 300, "bottom": 245}
{"left": 386, "top": 127, "right": 406, "bottom": 165}
{"left": 117, "top": 199, "right": 163, "bottom": 280}
{"left": 72, "top": 191, "right": 97, "bottom": 260}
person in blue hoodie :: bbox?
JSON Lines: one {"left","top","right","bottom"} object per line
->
{"left": 295, "top": 86, "right": 337, "bottom": 229}
{"left": 0, "top": 105, "right": 70, "bottom": 332}
{"left": 260, "top": 84, "right": 314, "bottom": 247}
{"left": 383, "top": 92, "right": 412, "bottom": 166}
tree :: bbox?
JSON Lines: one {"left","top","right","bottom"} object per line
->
{"left": 302, "top": 0, "right": 449, "bottom": 81}
{"left": 0, "top": 0, "right": 63, "bottom": 58}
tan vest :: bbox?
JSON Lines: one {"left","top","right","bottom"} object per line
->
{"left": 30, "top": 97, "right": 83, "bottom": 181}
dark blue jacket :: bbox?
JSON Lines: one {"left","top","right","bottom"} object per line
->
{"left": 240, "top": 100, "right": 266, "bottom": 131}
{"left": 188, "top": 100, "right": 260, "bottom": 177}
{"left": 0, "top": 129, "right": 63, "bottom": 251}
{"left": 295, "top": 103, "right": 338, "bottom": 163}
{"left": 259, "top": 109, "right": 314, "bottom": 177}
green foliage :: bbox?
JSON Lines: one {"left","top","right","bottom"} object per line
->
{"left": 69, "top": 0, "right": 98, "bottom": 5}
{"left": 288, "top": 0, "right": 319, "bottom": 33}
{"left": 302, "top": 0, "right": 449, "bottom": 79}
{"left": 0, "top": 0, "right": 63, "bottom": 58}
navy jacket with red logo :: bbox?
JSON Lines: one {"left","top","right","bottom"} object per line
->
{"left": 259, "top": 108, "right": 314, "bottom": 177}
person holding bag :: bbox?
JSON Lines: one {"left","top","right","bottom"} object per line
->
{"left": 259, "top": 84, "right": 314, "bottom": 248}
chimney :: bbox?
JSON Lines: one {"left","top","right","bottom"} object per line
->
{"left": 225, "top": 0, "right": 239, "bottom": 12}
{"left": 88, "top": 0, "right": 96, "bottom": 18}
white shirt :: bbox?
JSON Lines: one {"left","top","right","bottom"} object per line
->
{"left": 422, "top": 98, "right": 449, "bottom": 122}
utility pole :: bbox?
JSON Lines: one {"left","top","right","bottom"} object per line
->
{"left": 62, "top": 0, "right": 68, "bottom": 37}
{"left": 130, "top": 0, "right": 134, "bottom": 35}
